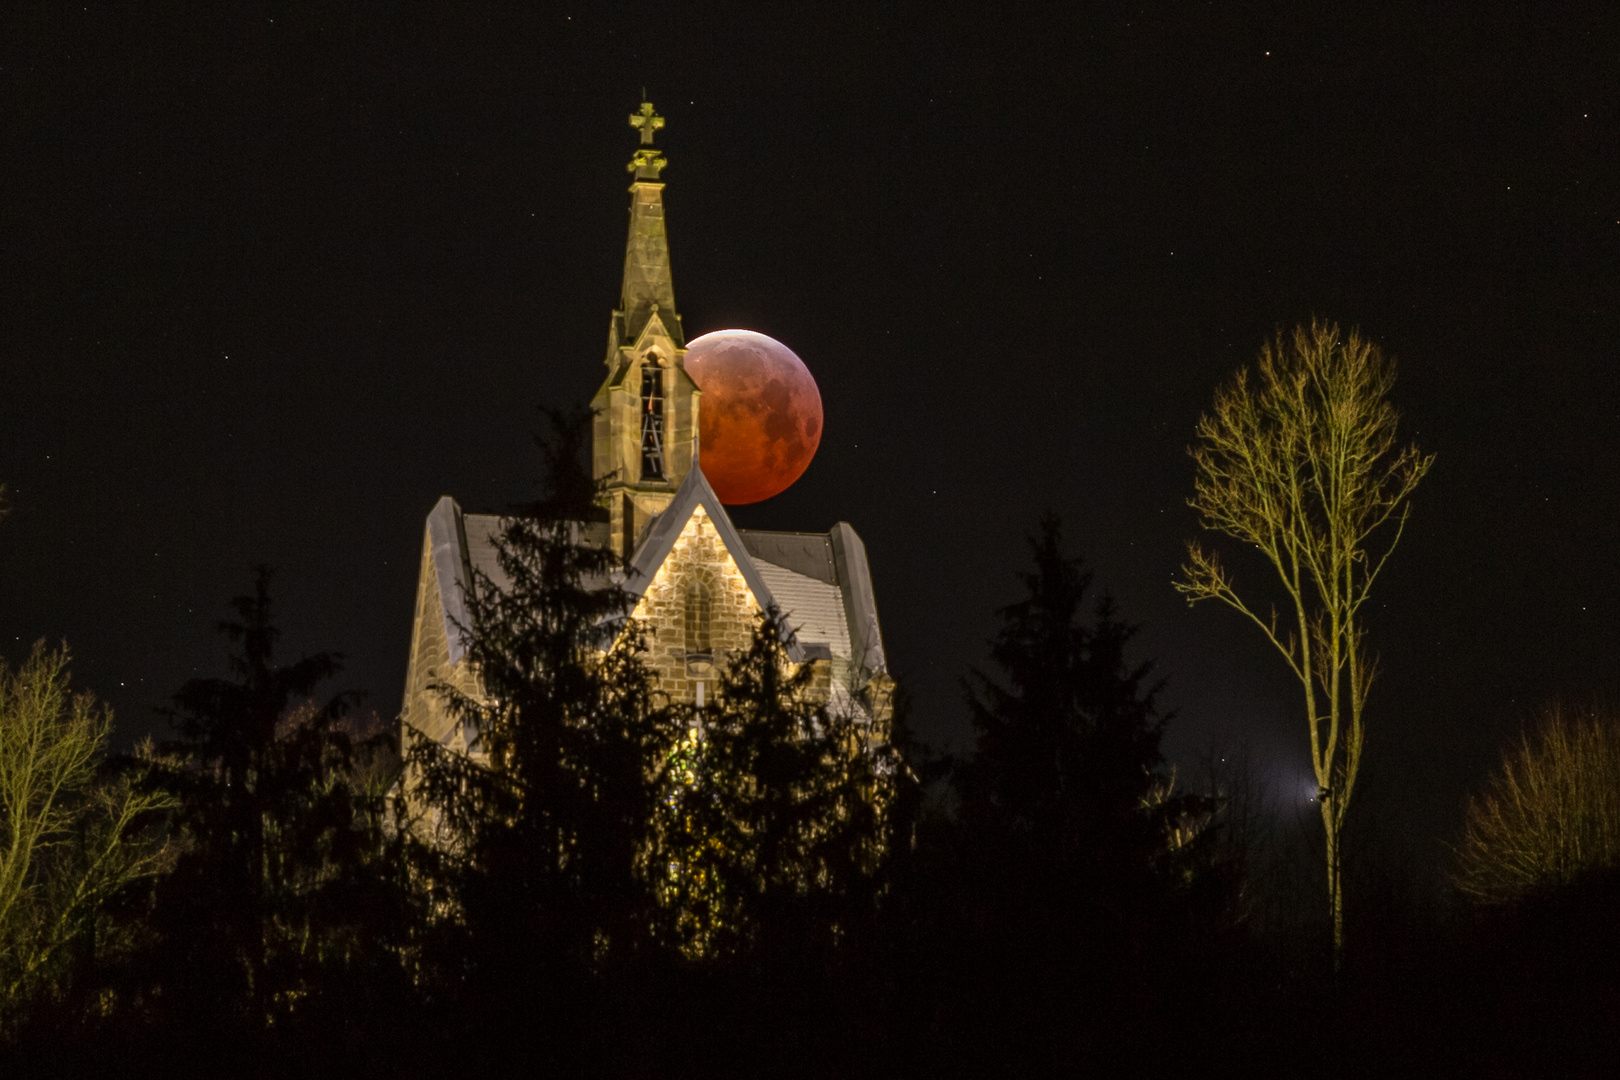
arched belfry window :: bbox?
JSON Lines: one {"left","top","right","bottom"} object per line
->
{"left": 640, "top": 356, "right": 666, "bottom": 480}
{"left": 684, "top": 578, "right": 712, "bottom": 655}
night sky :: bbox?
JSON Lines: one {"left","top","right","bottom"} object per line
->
{"left": 4, "top": 4, "right": 1617, "bottom": 866}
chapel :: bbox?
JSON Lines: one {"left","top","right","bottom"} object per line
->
{"left": 398, "top": 101, "right": 892, "bottom": 754}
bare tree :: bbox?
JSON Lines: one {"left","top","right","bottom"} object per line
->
{"left": 1456, "top": 702, "right": 1620, "bottom": 905}
{"left": 0, "top": 642, "right": 174, "bottom": 1021}
{"left": 1176, "top": 319, "right": 1432, "bottom": 965}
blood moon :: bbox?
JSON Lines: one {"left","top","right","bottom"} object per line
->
{"left": 683, "top": 329, "right": 823, "bottom": 505}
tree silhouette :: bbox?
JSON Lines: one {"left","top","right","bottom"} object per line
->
{"left": 400, "top": 408, "right": 682, "bottom": 1061}
{"left": 947, "top": 514, "right": 1198, "bottom": 1067}
{"left": 656, "top": 609, "right": 895, "bottom": 963}
{"left": 138, "top": 569, "right": 406, "bottom": 1036}
{"left": 958, "top": 515, "right": 1177, "bottom": 890}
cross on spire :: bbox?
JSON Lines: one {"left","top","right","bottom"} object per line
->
{"left": 630, "top": 100, "right": 664, "bottom": 146}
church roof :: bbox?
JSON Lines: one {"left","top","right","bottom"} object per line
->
{"left": 417, "top": 471, "right": 887, "bottom": 680}
{"left": 739, "top": 526, "right": 888, "bottom": 675}
{"left": 750, "top": 561, "right": 851, "bottom": 661}
{"left": 739, "top": 530, "right": 837, "bottom": 583}
{"left": 422, "top": 499, "right": 595, "bottom": 669}
{"left": 422, "top": 497, "right": 474, "bottom": 668}
{"left": 623, "top": 465, "right": 805, "bottom": 663}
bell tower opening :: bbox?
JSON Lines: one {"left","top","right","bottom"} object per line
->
{"left": 590, "top": 98, "right": 702, "bottom": 556}
{"left": 640, "top": 357, "right": 666, "bottom": 480}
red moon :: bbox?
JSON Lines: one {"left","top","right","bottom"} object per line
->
{"left": 683, "top": 329, "right": 823, "bottom": 505}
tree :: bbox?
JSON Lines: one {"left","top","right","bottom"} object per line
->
{"left": 957, "top": 516, "right": 1177, "bottom": 889}
{"left": 1177, "top": 319, "right": 1432, "bottom": 964}
{"left": 947, "top": 515, "right": 1197, "bottom": 1066}
{"left": 401, "top": 409, "right": 682, "bottom": 1044}
{"left": 140, "top": 570, "right": 405, "bottom": 1033}
{"left": 655, "top": 609, "right": 894, "bottom": 963}
{"left": 0, "top": 643, "right": 172, "bottom": 1027}
{"left": 1456, "top": 702, "right": 1620, "bottom": 905}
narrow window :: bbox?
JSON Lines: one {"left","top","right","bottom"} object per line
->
{"left": 640, "top": 359, "right": 665, "bottom": 480}
{"left": 685, "top": 578, "right": 712, "bottom": 654}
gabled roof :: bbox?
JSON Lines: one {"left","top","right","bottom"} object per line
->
{"left": 426, "top": 499, "right": 603, "bottom": 668}
{"left": 741, "top": 525, "right": 888, "bottom": 677}
{"left": 424, "top": 497, "right": 474, "bottom": 668}
{"left": 623, "top": 466, "right": 805, "bottom": 663}
{"left": 740, "top": 530, "right": 837, "bottom": 584}
{"left": 416, "top": 471, "right": 887, "bottom": 679}
{"left": 828, "top": 522, "right": 888, "bottom": 675}
{"left": 751, "top": 560, "right": 851, "bottom": 660}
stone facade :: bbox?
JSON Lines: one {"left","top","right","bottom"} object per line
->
{"left": 591, "top": 320, "right": 700, "bottom": 560}
{"left": 630, "top": 505, "right": 758, "bottom": 704}
{"left": 590, "top": 110, "right": 700, "bottom": 560}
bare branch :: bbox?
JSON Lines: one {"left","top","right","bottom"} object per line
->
{"left": 1180, "top": 318, "right": 1429, "bottom": 965}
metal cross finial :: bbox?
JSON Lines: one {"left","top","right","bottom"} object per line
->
{"left": 630, "top": 100, "right": 664, "bottom": 146}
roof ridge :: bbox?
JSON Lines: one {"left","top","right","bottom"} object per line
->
{"left": 622, "top": 467, "right": 805, "bottom": 663}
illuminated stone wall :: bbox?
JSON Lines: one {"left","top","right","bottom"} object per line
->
{"left": 630, "top": 505, "right": 762, "bottom": 703}
{"left": 591, "top": 330, "right": 702, "bottom": 559}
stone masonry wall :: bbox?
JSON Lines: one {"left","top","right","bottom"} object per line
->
{"left": 630, "top": 505, "right": 760, "bottom": 703}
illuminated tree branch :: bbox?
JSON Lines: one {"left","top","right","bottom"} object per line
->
{"left": 1176, "top": 319, "right": 1432, "bottom": 967}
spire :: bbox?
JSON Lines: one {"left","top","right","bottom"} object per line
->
{"left": 592, "top": 96, "right": 699, "bottom": 548}
{"left": 612, "top": 99, "right": 681, "bottom": 355}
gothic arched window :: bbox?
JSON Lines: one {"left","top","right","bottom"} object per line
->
{"left": 640, "top": 357, "right": 666, "bottom": 480}
{"left": 684, "top": 578, "right": 712, "bottom": 655}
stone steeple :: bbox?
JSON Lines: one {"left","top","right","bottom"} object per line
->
{"left": 398, "top": 95, "right": 894, "bottom": 793}
{"left": 592, "top": 99, "right": 702, "bottom": 558}
{"left": 610, "top": 101, "right": 683, "bottom": 355}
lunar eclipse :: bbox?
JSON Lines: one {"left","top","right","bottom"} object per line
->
{"left": 683, "top": 329, "right": 823, "bottom": 505}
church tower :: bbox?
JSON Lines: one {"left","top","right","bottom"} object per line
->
{"left": 591, "top": 101, "right": 701, "bottom": 559}
{"left": 398, "top": 99, "right": 893, "bottom": 758}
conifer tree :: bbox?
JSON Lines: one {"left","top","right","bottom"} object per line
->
{"left": 138, "top": 570, "right": 406, "bottom": 1034}
{"left": 401, "top": 409, "right": 682, "bottom": 1029}
{"left": 957, "top": 515, "right": 1176, "bottom": 898}
{"left": 656, "top": 609, "right": 895, "bottom": 963}
{"left": 948, "top": 515, "right": 1196, "bottom": 1062}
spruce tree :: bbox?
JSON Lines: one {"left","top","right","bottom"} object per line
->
{"left": 401, "top": 409, "right": 682, "bottom": 1046}
{"left": 656, "top": 609, "right": 894, "bottom": 964}
{"left": 140, "top": 570, "right": 405, "bottom": 1037}
{"left": 949, "top": 514, "right": 1192, "bottom": 1063}
{"left": 957, "top": 516, "right": 1170, "bottom": 888}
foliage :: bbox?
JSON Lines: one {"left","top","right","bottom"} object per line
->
{"left": 0, "top": 643, "right": 172, "bottom": 1026}
{"left": 1177, "top": 318, "right": 1432, "bottom": 962}
{"left": 400, "top": 408, "right": 682, "bottom": 1012}
{"left": 919, "top": 515, "right": 1218, "bottom": 1069}
{"left": 1456, "top": 702, "right": 1620, "bottom": 905}
{"left": 137, "top": 570, "right": 406, "bottom": 1031}
{"left": 957, "top": 514, "right": 1190, "bottom": 893}
{"left": 656, "top": 610, "right": 896, "bottom": 962}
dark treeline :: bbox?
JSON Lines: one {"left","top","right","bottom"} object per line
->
{"left": 5, "top": 423, "right": 1620, "bottom": 1078}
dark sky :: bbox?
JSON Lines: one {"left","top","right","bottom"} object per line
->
{"left": 4, "top": 3, "right": 1617, "bottom": 864}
